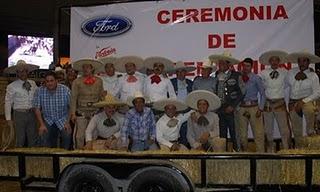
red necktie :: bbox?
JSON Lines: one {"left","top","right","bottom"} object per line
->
{"left": 242, "top": 74, "right": 249, "bottom": 83}
{"left": 151, "top": 74, "right": 161, "bottom": 84}
{"left": 127, "top": 75, "right": 138, "bottom": 83}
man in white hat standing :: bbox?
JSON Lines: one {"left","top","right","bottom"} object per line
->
{"left": 120, "top": 91, "right": 158, "bottom": 152}
{"left": 286, "top": 51, "right": 320, "bottom": 143}
{"left": 192, "top": 59, "right": 216, "bottom": 93}
{"left": 154, "top": 98, "right": 190, "bottom": 151}
{"left": 84, "top": 94, "right": 125, "bottom": 150}
{"left": 116, "top": 56, "right": 145, "bottom": 102}
{"left": 209, "top": 52, "right": 244, "bottom": 151}
{"left": 98, "top": 57, "right": 121, "bottom": 97}
{"left": 70, "top": 58, "right": 104, "bottom": 149}
{"left": 237, "top": 58, "right": 266, "bottom": 153}
{"left": 144, "top": 56, "right": 176, "bottom": 102}
{"left": 186, "top": 90, "right": 224, "bottom": 151}
{"left": 4, "top": 60, "right": 39, "bottom": 147}
{"left": 259, "top": 50, "right": 291, "bottom": 152}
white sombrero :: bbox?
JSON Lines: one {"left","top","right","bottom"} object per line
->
{"left": 153, "top": 98, "right": 188, "bottom": 112}
{"left": 93, "top": 94, "right": 126, "bottom": 108}
{"left": 287, "top": 51, "right": 320, "bottom": 64}
{"left": 209, "top": 51, "right": 240, "bottom": 65}
{"left": 114, "top": 56, "right": 144, "bottom": 73}
{"left": 127, "top": 91, "right": 150, "bottom": 107}
{"left": 167, "top": 61, "right": 196, "bottom": 74}
{"left": 4, "top": 60, "right": 39, "bottom": 74}
{"left": 186, "top": 90, "right": 221, "bottom": 111}
{"left": 259, "top": 50, "right": 288, "bottom": 65}
{"left": 143, "top": 56, "right": 174, "bottom": 72}
{"left": 72, "top": 58, "right": 103, "bottom": 73}
{"left": 98, "top": 57, "right": 117, "bottom": 73}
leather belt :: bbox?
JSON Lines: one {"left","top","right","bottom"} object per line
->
{"left": 14, "top": 108, "right": 33, "bottom": 112}
{"left": 240, "top": 100, "right": 258, "bottom": 107}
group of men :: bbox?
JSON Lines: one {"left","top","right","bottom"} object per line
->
{"left": 4, "top": 50, "right": 320, "bottom": 153}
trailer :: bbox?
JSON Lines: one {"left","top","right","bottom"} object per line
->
{"left": 1, "top": 148, "right": 320, "bottom": 192}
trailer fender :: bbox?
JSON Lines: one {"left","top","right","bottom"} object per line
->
{"left": 127, "top": 166, "right": 191, "bottom": 192}
{"left": 57, "top": 164, "right": 114, "bottom": 192}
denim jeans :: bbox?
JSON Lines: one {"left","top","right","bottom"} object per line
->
{"left": 39, "top": 123, "right": 72, "bottom": 150}
{"left": 130, "top": 140, "right": 159, "bottom": 152}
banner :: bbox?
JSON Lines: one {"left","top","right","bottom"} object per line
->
{"left": 71, "top": 0, "right": 314, "bottom": 74}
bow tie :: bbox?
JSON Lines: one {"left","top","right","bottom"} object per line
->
{"left": 151, "top": 74, "right": 161, "bottom": 84}
{"left": 242, "top": 74, "right": 250, "bottom": 83}
{"left": 103, "top": 118, "right": 117, "bottom": 127}
{"left": 295, "top": 71, "right": 307, "bottom": 81}
{"left": 22, "top": 81, "right": 31, "bottom": 91}
{"left": 127, "top": 75, "right": 138, "bottom": 83}
{"left": 83, "top": 76, "right": 96, "bottom": 85}
{"left": 197, "top": 115, "right": 209, "bottom": 126}
{"left": 269, "top": 70, "right": 279, "bottom": 79}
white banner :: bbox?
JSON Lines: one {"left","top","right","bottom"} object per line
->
{"left": 71, "top": 0, "right": 314, "bottom": 73}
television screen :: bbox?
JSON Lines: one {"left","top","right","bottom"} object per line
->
{"left": 8, "top": 35, "right": 54, "bottom": 69}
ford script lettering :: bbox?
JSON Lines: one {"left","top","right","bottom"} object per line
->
{"left": 81, "top": 15, "right": 132, "bottom": 37}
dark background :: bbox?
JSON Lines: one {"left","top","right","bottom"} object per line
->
{"left": 0, "top": 0, "right": 319, "bottom": 70}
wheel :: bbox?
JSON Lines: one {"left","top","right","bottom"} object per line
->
{"left": 127, "top": 166, "right": 190, "bottom": 192}
{"left": 57, "top": 164, "right": 114, "bottom": 192}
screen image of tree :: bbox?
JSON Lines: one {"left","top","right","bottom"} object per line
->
{"left": 8, "top": 35, "right": 53, "bottom": 69}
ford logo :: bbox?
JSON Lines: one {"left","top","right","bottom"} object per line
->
{"left": 81, "top": 15, "right": 133, "bottom": 37}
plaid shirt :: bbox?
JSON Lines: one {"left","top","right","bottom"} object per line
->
{"left": 33, "top": 84, "right": 71, "bottom": 130}
{"left": 121, "top": 107, "right": 156, "bottom": 145}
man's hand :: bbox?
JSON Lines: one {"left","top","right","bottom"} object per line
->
{"left": 170, "top": 143, "right": 180, "bottom": 151}
{"left": 84, "top": 141, "right": 93, "bottom": 150}
{"left": 38, "top": 124, "right": 48, "bottom": 136}
{"left": 255, "top": 109, "right": 262, "bottom": 118}
{"left": 199, "top": 132, "right": 210, "bottom": 144}
{"left": 70, "top": 113, "right": 77, "bottom": 123}
{"left": 224, "top": 106, "right": 234, "bottom": 114}
{"left": 147, "top": 138, "right": 155, "bottom": 145}
{"left": 64, "top": 122, "right": 72, "bottom": 134}
{"left": 295, "top": 100, "right": 304, "bottom": 113}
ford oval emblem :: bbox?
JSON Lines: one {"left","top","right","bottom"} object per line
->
{"left": 81, "top": 15, "right": 133, "bottom": 37}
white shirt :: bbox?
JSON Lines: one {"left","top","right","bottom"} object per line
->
{"left": 156, "top": 112, "right": 190, "bottom": 148}
{"left": 286, "top": 67, "right": 320, "bottom": 103}
{"left": 85, "top": 111, "right": 124, "bottom": 142}
{"left": 145, "top": 74, "right": 176, "bottom": 102}
{"left": 118, "top": 73, "right": 145, "bottom": 102}
{"left": 5, "top": 79, "right": 38, "bottom": 120}
{"left": 100, "top": 74, "right": 120, "bottom": 97}
{"left": 260, "top": 67, "right": 288, "bottom": 99}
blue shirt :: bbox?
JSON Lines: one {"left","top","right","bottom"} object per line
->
{"left": 243, "top": 73, "right": 266, "bottom": 110}
{"left": 192, "top": 76, "right": 216, "bottom": 93}
{"left": 33, "top": 84, "right": 71, "bottom": 130}
{"left": 121, "top": 107, "right": 156, "bottom": 145}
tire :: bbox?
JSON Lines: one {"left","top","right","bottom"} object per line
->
{"left": 57, "top": 164, "right": 114, "bottom": 192}
{"left": 127, "top": 166, "right": 191, "bottom": 192}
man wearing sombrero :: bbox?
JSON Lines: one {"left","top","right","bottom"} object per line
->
{"left": 286, "top": 51, "right": 320, "bottom": 142}
{"left": 154, "top": 98, "right": 190, "bottom": 151}
{"left": 259, "top": 50, "right": 291, "bottom": 152}
{"left": 120, "top": 91, "right": 158, "bottom": 152}
{"left": 84, "top": 94, "right": 126, "bottom": 150}
{"left": 186, "top": 90, "right": 225, "bottom": 151}
{"left": 115, "top": 56, "right": 145, "bottom": 102}
{"left": 4, "top": 60, "right": 39, "bottom": 147}
{"left": 144, "top": 56, "right": 176, "bottom": 102}
{"left": 98, "top": 57, "right": 121, "bottom": 97}
{"left": 70, "top": 58, "right": 104, "bottom": 149}
{"left": 209, "top": 51, "right": 244, "bottom": 151}
{"left": 192, "top": 59, "right": 216, "bottom": 93}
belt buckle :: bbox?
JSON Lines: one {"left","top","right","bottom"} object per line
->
{"left": 245, "top": 101, "right": 251, "bottom": 105}
{"left": 87, "top": 102, "right": 93, "bottom": 107}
